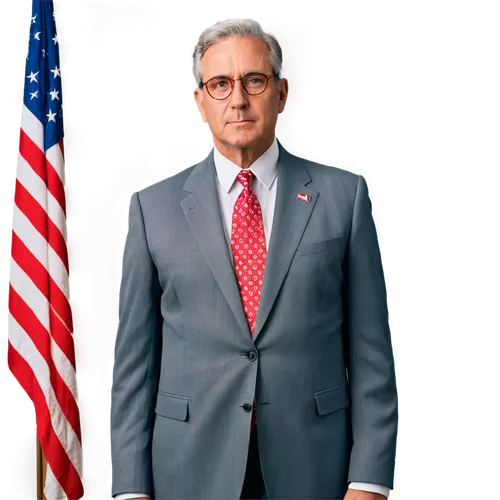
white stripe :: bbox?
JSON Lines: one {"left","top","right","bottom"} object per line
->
{"left": 12, "top": 205, "right": 69, "bottom": 300}
{"left": 18, "top": 107, "right": 66, "bottom": 196}
{"left": 9, "top": 259, "right": 77, "bottom": 399}
{"left": 21, "top": 104, "right": 43, "bottom": 150}
{"left": 8, "top": 317, "right": 83, "bottom": 476}
{"left": 46, "top": 142, "right": 65, "bottom": 185}
{"left": 44, "top": 463, "right": 65, "bottom": 500}
{"left": 16, "top": 153, "right": 67, "bottom": 241}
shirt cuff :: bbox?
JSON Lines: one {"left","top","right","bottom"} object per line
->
{"left": 348, "top": 481, "right": 391, "bottom": 498}
{"left": 114, "top": 494, "right": 150, "bottom": 500}
{"left": 116, "top": 484, "right": 388, "bottom": 499}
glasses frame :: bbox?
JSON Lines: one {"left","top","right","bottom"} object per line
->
{"left": 199, "top": 72, "right": 278, "bottom": 100}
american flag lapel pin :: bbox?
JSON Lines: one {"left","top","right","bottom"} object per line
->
{"left": 297, "top": 192, "right": 311, "bottom": 203}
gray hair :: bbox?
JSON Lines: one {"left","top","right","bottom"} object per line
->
{"left": 192, "top": 18, "right": 283, "bottom": 88}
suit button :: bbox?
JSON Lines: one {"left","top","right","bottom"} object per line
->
{"left": 242, "top": 403, "right": 253, "bottom": 412}
{"left": 246, "top": 350, "right": 257, "bottom": 361}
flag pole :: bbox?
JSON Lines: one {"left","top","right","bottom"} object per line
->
{"left": 36, "top": 438, "right": 47, "bottom": 500}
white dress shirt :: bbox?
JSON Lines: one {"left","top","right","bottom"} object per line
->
{"left": 115, "top": 136, "right": 390, "bottom": 500}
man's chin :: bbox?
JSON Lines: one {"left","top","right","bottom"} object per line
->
{"left": 220, "top": 133, "right": 257, "bottom": 149}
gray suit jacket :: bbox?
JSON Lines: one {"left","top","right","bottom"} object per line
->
{"left": 110, "top": 139, "right": 398, "bottom": 500}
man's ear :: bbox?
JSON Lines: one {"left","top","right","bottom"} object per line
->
{"left": 278, "top": 78, "right": 290, "bottom": 113}
{"left": 193, "top": 88, "right": 207, "bottom": 123}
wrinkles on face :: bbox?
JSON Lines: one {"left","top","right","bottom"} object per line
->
{"left": 193, "top": 36, "right": 288, "bottom": 167}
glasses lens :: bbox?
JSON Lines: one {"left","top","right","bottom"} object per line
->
{"left": 205, "top": 73, "right": 269, "bottom": 99}
{"left": 207, "top": 77, "right": 232, "bottom": 99}
{"left": 242, "top": 73, "right": 268, "bottom": 94}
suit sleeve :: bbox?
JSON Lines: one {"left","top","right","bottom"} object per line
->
{"left": 342, "top": 174, "right": 399, "bottom": 489}
{"left": 110, "top": 191, "right": 162, "bottom": 497}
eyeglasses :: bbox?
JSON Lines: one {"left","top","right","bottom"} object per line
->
{"left": 200, "top": 72, "right": 277, "bottom": 100}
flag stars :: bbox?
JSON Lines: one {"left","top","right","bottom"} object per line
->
{"left": 34, "top": 31, "right": 42, "bottom": 40}
{"left": 46, "top": 109, "right": 57, "bottom": 123}
{"left": 26, "top": 71, "right": 39, "bottom": 83}
{"left": 31, "top": 14, "right": 37, "bottom": 24}
{"left": 49, "top": 89, "right": 60, "bottom": 100}
{"left": 30, "top": 90, "right": 39, "bottom": 100}
{"left": 51, "top": 65, "right": 61, "bottom": 79}
{"left": 52, "top": 34, "right": 58, "bottom": 45}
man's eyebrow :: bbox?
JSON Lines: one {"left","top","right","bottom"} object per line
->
{"left": 209, "top": 74, "right": 230, "bottom": 80}
{"left": 207, "top": 70, "right": 267, "bottom": 79}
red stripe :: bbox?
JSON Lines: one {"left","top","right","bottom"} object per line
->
{"left": 14, "top": 180, "right": 69, "bottom": 272}
{"left": 19, "top": 129, "right": 66, "bottom": 214}
{"left": 11, "top": 230, "right": 74, "bottom": 334}
{"left": 59, "top": 139, "right": 65, "bottom": 160}
{"left": 9, "top": 285, "right": 82, "bottom": 441}
{"left": 8, "top": 343, "right": 84, "bottom": 500}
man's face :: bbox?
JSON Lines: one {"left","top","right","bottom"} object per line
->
{"left": 193, "top": 36, "right": 288, "bottom": 150}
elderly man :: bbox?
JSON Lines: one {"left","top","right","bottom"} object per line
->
{"left": 111, "top": 18, "right": 398, "bottom": 500}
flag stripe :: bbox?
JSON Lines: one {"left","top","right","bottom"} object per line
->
{"left": 46, "top": 141, "right": 66, "bottom": 187}
{"left": 16, "top": 144, "right": 68, "bottom": 243}
{"left": 8, "top": 314, "right": 83, "bottom": 469}
{"left": 8, "top": 343, "right": 83, "bottom": 499}
{"left": 14, "top": 179, "right": 69, "bottom": 272}
{"left": 11, "top": 244, "right": 78, "bottom": 384}
{"left": 9, "top": 286, "right": 81, "bottom": 439}
{"left": 11, "top": 230, "right": 74, "bottom": 335}
{"left": 17, "top": 152, "right": 67, "bottom": 241}
{"left": 19, "top": 129, "right": 67, "bottom": 216}
{"left": 19, "top": 104, "right": 44, "bottom": 150}
{"left": 12, "top": 204, "right": 69, "bottom": 299}
{"left": 44, "top": 464, "right": 65, "bottom": 500}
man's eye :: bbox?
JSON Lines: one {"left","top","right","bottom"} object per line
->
{"left": 245, "top": 77, "right": 264, "bottom": 85}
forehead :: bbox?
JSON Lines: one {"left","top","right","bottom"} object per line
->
{"left": 201, "top": 37, "right": 271, "bottom": 78}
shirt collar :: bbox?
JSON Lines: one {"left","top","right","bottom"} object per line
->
{"left": 213, "top": 136, "right": 279, "bottom": 193}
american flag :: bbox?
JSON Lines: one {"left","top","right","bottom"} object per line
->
{"left": 296, "top": 192, "right": 311, "bottom": 203}
{"left": 7, "top": 1, "right": 84, "bottom": 499}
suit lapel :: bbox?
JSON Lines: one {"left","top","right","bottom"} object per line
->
{"left": 181, "top": 139, "right": 318, "bottom": 343}
{"left": 181, "top": 150, "right": 250, "bottom": 338}
{"left": 252, "top": 141, "right": 318, "bottom": 341}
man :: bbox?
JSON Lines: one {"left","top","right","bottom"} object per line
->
{"left": 111, "top": 18, "right": 398, "bottom": 500}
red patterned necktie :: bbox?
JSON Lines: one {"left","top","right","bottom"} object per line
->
{"left": 230, "top": 168, "right": 267, "bottom": 430}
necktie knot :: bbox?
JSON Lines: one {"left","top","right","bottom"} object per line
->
{"left": 236, "top": 168, "right": 254, "bottom": 188}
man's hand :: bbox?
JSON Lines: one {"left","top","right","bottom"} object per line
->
{"left": 344, "top": 488, "right": 387, "bottom": 500}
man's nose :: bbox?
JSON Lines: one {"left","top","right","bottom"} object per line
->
{"left": 230, "top": 79, "right": 249, "bottom": 108}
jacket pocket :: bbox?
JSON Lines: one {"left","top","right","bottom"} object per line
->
{"left": 155, "top": 391, "right": 189, "bottom": 421}
{"left": 314, "top": 381, "right": 350, "bottom": 416}
{"left": 295, "top": 235, "right": 343, "bottom": 257}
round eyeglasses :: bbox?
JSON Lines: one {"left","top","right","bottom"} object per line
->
{"left": 200, "top": 72, "right": 277, "bottom": 100}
